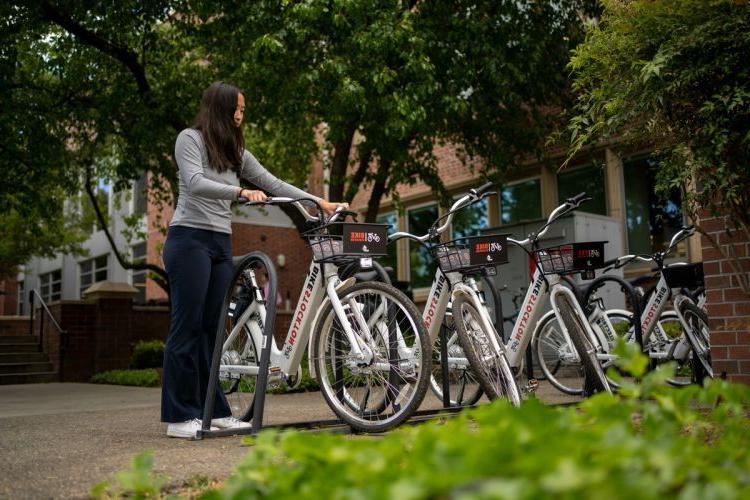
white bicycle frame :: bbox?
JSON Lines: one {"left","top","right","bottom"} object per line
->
{"left": 219, "top": 199, "right": 404, "bottom": 384}
{"left": 410, "top": 193, "right": 600, "bottom": 374}
{"left": 536, "top": 227, "right": 708, "bottom": 368}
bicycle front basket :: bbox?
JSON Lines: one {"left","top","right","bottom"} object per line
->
{"left": 431, "top": 234, "right": 510, "bottom": 273}
{"left": 304, "top": 222, "right": 389, "bottom": 263}
{"left": 663, "top": 262, "right": 704, "bottom": 288}
{"left": 534, "top": 241, "right": 606, "bottom": 275}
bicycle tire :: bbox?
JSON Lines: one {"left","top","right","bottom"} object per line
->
{"left": 429, "top": 315, "right": 484, "bottom": 407}
{"left": 220, "top": 272, "right": 263, "bottom": 422}
{"left": 311, "top": 281, "right": 431, "bottom": 432}
{"left": 679, "top": 301, "right": 713, "bottom": 384}
{"left": 453, "top": 294, "right": 522, "bottom": 406}
{"left": 554, "top": 293, "right": 612, "bottom": 395}
{"left": 533, "top": 312, "right": 584, "bottom": 396}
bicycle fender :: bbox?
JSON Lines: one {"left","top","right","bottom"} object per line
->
{"left": 306, "top": 278, "right": 358, "bottom": 378}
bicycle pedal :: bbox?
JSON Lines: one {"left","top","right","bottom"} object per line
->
{"left": 523, "top": 378, "right": 539, "bottom": 394}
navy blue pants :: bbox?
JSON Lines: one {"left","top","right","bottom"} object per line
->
{"left": 161, "top": 225, "right": 233, "bottom": 423}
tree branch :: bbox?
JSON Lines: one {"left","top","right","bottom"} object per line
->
{"left": 38, "top": 1, "right": 150, "bottom": 96}
{"left": 344, "top": 147, "right": 372, "bottom": 204}
{"left": 84, "top": 168, "right": 170, "bottom": 295}
{"left": 37, "top": 1, "right": 185, "bottom": 132}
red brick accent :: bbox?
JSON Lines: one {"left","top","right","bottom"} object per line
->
{"left": 0, "top": 276, "right": 19, "bottom": 316}
{"left": 699, "top": 212, "right": 750, "bottom": 383}
{"left": 37, "top": 298, "right": 170, "bottom": 382}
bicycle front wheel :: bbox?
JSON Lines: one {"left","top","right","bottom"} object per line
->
{"left": 453, "top": 294, "right": 521, "bottom": 406}
{"left": 429, "top": 313, "right": 483, "bottom": 407}
{"left": 679, "top": 301, "right": 713, "bottom": 384}
{"left": 312, "top": 281, "right": 430, "bottom": 432}
{"left": 554, "top": 293, "right": 612, "bottom": 395}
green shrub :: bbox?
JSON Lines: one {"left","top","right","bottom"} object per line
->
{"left": 201, "top": 343, "right": 750, "bottom": 499}
{"left": 91, "top": 450, "right": 167, "bottom": 499}
{"left": 90, "top": 369, "right": 160, "bottom": 387}
{"left": 99, "top": 343, "right": 750, "bottom": 499}
{"left": 129, "top": 339, "right": 165, "bottom": 369}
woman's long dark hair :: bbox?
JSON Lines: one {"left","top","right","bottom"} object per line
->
{"left": 192, "top": 82, "right": 244, "bottom": 173}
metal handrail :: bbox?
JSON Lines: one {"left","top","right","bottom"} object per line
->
{"left": 28, "top": 290, "right": 66, "bottom": 355}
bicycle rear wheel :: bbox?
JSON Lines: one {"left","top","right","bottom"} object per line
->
{"left": 312, "top": 281, "right": 430, "bottom": 432}
{"left": 453, "top": 294, "right": 521, "bottom": 406}
{"left": 554, "top": 293, "right": 611, "bottom": 395}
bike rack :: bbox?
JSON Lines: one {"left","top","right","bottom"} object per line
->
{"left": 197, "top": 251, "right": 278, "bottom": 439}
{"left": 196, "top": 251, "right": 474, "bottom": 439}
{"left": 581, "top": 274, "right": 645, "bottom": 397}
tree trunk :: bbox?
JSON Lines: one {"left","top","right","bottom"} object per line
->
{"left": 84, "top": 170, "right": 170, "bottom": 296}
{"left": 328, "top": 124, "right": 356, "bottom": 202}
{"left": 365, "top": 159, "right": 391, "bottom": 223}
{"left": 344, "top": 148, "right": 372, "bottom": 204}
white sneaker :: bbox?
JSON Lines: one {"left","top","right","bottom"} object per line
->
{"left": 166, "top": 418, "right": 217, "bottom": 438}
{"left": 211, "top": 416, "right": 252, "bottom": 430}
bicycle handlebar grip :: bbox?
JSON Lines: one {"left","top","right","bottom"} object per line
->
{"left": 566, "top": 192, "right": 588, "bottom": 205}
{"left": 472, "top": 182, "right": 495, "bottom": 197}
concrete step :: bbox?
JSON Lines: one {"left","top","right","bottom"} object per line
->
{"left": 0, "top": 335, "right": 38, "bottom": 344}
{"left": 0, "top": 352, "right": 49, "bottom": 363}
{"left": 0, "top": 372, "right": 58, "bottom": 385}
{"left": 0, "top": 343, "right": 41, "bottom": 354}
{"left": 0, "top": 362, "right": 54, "bottom": 375}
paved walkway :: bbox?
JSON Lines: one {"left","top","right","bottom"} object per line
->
{"left": 0, "top": 382, "right": 579, "bottom": 499}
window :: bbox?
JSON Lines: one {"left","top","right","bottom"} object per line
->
{"left": 407, "top": 204, "right": 438, "bottom": 289}
{"left": 17, "top": 281, "right": 25, "bottom": 315}
{"left": 557, "top": 165, "right": 607, "bottom": 215}
{"left": 80, "top": 255, "right": 108, "bottom": 297}
{"left": 623, "top": 157, "right": 685, "bottom": 255}
{"left": 376, "top": 213, "right": 398, "bottom": 277}
{"left": 500, "top": 179, "right": 542, "bottom": 224}
{"left": 39, "top": 270, "right": 62, "bottom": 304}
{"left": 452, "top": 197, "right": 489, "bottom": 238}
{"left": 133, "top": 174, "right": 147, "bottom": 216}
{"left": 131, "top": 243, "right": 147, "bottom": 304}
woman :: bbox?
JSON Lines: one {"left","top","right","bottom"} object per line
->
{"left": 162, "top": 81, "right": 344, "bottom": 438}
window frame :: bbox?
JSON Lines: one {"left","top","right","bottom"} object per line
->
{"left": 79, "top": 254, "right": 109, "bottom": 298}
{"left": 39, "top": 269, "right": 62, "bottom": 304}
{"left": 375, "top": 212, "right": 399, "bottom": 277}
{"left": 406, "top": 201, "right": 440, "bottom": 291}
{"left": 498, "top": 176, "right": 543, "bottom": 226}
{"left": 130, "top": 242, "right": 147, "bottom": 304}
{"left": 556, "top": 163, "right": 608, "bottom": 216}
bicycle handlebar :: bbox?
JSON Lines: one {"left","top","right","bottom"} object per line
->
{"left": 240, "top": 196, "right": 352, "bottom": 224}
{"left": 389, "top": 184, "right": 495, "bottom": 243}
{"left": 508, "top": 191, "right": 588, "bottom": 248}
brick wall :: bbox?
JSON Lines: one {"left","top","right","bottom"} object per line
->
{"left": 0, "top": 276, "right": 19, "bottom": 316}
{"left": 41, "top": 298, "right": 170, "bottom": 382}
{"left": 699, "top": 213, "right": 750, "bottom": 383}
{"left": 350, "top": 143, "right": 481, "bottom": 210}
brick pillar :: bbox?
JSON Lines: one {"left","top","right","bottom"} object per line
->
{"left": 699, "top": 212, "right": 750, "bottom": 384}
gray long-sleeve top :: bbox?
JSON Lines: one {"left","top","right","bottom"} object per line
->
{"left": 170, "top": 128, "right": 321, "bottom": 234}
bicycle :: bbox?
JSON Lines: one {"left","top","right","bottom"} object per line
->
{"left": 535, "top": 225, "right": 713, "bottom": 394}
{"left": 219, "top": 197, "right": 431, "bottom": 432}
{"left": 389, "top": 183, "right": 523, "bottom": 406}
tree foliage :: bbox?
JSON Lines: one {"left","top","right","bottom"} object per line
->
{"left": 188, "top": 0, "right": 587, "bottom": 220}
{"left": 568, "top": 0, "right": 750, "bottom": 234}
{"left": 0, "top": 0, "right": 211, "bottom": 279}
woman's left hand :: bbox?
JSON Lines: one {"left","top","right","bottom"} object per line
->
{"left": 320, "top": 200, "right": 349, "bottom": 215}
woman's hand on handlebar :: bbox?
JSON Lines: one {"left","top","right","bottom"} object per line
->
{"left": 238, "top": 189, "right": 267, "bottom": 203}
{"left": 320, "top": 200, "right": 349, "bottom": 215}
